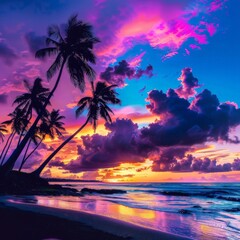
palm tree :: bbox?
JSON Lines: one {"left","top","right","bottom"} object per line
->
{"left": 36, "top": 14, "right": 99, "bottom": 91}
{"left": 31, "top": 82, "right": 120, "bottom": 176}
{"left": 19, "top": 109, "right": 65, "bottom": 170}
{"left": 0, "top": 124, "right": 7, "bottom": 142}
{"left": 2, "top": 15, "right": 99, "bottom": 174}
{"left": 39, "top": 109, "right": 65, "bottom": 140}
{"left": 14, "top": 78, "right": 50, "bottom": 116}
{"left": 0, "top": 109, "right": 28, "bottom": 166}
{"left": 13, "top": 78, "right": 50, "bottom": 145}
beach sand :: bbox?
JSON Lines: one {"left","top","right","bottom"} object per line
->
{"left": 0, "top": 199, "right": 191, "bottom": 240}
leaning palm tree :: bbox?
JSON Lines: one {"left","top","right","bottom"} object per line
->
{"left": 31, "top": 82, "right": 120, "bottom": 176}
{"left": 20, "top": 109, "right": 65, "bottom": 170}
{"left": 0, "top": 124, "right": 7, "bottom": 143}
{"left": 0, "top": 109, "right": 28, "bottom": 166}
{"left": 13, "top": 78, "right": 50, "bottom": 145}
{"left": 2, "top": 14, "right": 99, "bottom": 174}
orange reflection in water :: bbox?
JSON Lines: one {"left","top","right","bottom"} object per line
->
{"left": 11, "top": 195, "right": 232, "bottom": 239}
{"left": 36, "top": 195, "right": 187, "bottom": 234}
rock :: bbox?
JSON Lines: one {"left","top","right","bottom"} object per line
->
{"left": 192, "top": 205, "right": 202, "bottom": 208}
{"left": 81, "top": 188, "right": 126, "bottom": 195}
{"left": 178, "top": 209, "right": 192, "bottom": 214}
{"left": 161, "top": 191, "right": 190, "bottom": 196}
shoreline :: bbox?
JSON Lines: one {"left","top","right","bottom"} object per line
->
{"left": 1, "top": 197, "right": 191, "bottom": 240}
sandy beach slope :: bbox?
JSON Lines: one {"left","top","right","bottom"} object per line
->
{"left": 0, "top": 198, "right": 191, "bottom": 240}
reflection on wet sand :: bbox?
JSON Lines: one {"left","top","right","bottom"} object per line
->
{"left": 7, "top": 194, "right": 232, "bottom": 239}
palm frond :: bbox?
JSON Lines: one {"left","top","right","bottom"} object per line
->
{"left": 47, "top": 25, "right": 64, "bottom": 42}
{"left": 67, "top": 55, "right": 85, "bottom": 91}
{"left": 47, "top": 53, "right": 64, "bottom": 79}
{"left": 77, "top": 97, "right": 91, "bottom": 105}
{"left": 76, "top": 101, "right": 88, "bottom": 117}
{"left": 35, "top": 47, "right": 58, "bottom": 59}
{"left": 46, "top": 37, "right": 60, "bottom": 46}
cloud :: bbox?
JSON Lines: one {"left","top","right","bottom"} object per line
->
{"left": 176, "top": 68, "right": 200, "bottom": 99}
{"left": 94, "top": 0, "right": 226, "bottom": 62}
{"left": 60, "top": 119, "right": 155, "bottom": 173}
{"left": 25, "top": 32, "right": 46, "bottom": 54}
{"left": 152, "top": 154, "right": 234, "bottom": 172}
{"left": 232, "top": 158, "right": 240, "bottom": 170}
{"left": 0, "top": 41, "right": 17, "bottom": 65}
{"left": 47, "top": 68, "right": 240, "bottom": 174}
{"left": 49, "top": 157, "right": 65, "bottom": 168}
{"left": 0, "top": 93, "right": 8, "bottom": 104}
{"left": 143, "top": 73, "right": 240, "bottom": 146}
{"left": 100, "top": 60, "right": 153, "bottom": 87}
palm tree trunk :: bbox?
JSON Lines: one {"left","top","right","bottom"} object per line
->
{"left": 0, "top": 132, "right": 14, "bottom": 165}
{"left": 23, "top": 137, "right": 44, "bottom": 165}
{"left": 18, "top": 139, "right": 31, "bottom": 172}
{"left": 1, "top": 58, "right": 66, "bottom": 175}
{"left": 31, "top": 117, "right": 90, "bottom": 177}
{"left": 18, "top": 110, "right": 32, "bottom": 146}
{"left": 0, "top": 132, "right": 16, "bottom": 166}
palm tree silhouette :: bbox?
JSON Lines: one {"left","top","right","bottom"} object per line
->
{"left": 39, "top": 109, "right": 65, "bottom": 140}
{"left": 0, "top": 109, "right": 28, "bottom": 166}
{"left": 32, "top": 82, "right": 120, "bottom": 176}
{"left": 36, "top": 14, "right": 99, "bottom": 91}
{"left": 0, "top": 124, "right": 7, "bottom": 143}
{"left": 19, "top": 109, "right": 65, "bottom": 171}
{"left": 13, "top": 78, "right": 50, "bottom": 145}
{"left": 2, "top": 15, "right": 99, "bottom": 174}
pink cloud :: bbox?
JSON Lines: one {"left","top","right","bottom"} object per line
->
{"left": 189, "top": 44, "right": 201, "bottom": 50}
{"left": 185, "top": 48, "right": 190, "bottom": 55}
{"left": 206, "top": 23, "right": 218, "bottom": 36}
{"left": 208, "top": 0, "right": 227, "bottom": 13}
{"left": 129, "top": 52, "right": 146, "bottom": 67}
{"left": 93, "top": 0, "right": 227, "bottom": 63}
{"left": 161, "top": 51, "right": 178, "bottom": 62}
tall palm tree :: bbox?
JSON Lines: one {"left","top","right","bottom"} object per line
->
{"left": 36, "top": 14, "right": 99, "bottom": 91}
{"left": 0, "top": 124, "right": 7, "bottom": 143}
{"left": 20, "top": 109, "right": 65, "bottom": 169}
{"left": 0, "top": 109, "right": 28, "bottom": 166}
{"left": 2, "top": 15, "right": 99, "bottom": 174}
{"left": 13, "top": 78, "right": 50, "bottom": 145}
{"left": 31, "top": 82, "right": 120, "bottom": 176}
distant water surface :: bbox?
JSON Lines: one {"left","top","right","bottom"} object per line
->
{"left": 7, "top": 182, "right": 240, "bottom": 239}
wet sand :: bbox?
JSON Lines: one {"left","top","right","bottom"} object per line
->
{"left": 0, "top": 200, "right": 191, "bottom": 240}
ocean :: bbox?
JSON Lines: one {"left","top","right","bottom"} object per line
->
{"left": 7, "top": 182, "right": 240, "bottom": 239}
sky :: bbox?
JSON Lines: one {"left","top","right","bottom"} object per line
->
{"left": 0, "top": 0, "right": 240, "bottom": 182}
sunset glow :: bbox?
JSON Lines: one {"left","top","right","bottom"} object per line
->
{"left": 0, "top": 0, "right": 239, "bottom": 182}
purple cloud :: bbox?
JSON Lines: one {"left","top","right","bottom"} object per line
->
{"left": 143, "top": 82, "right": 240, "bottom": 146}
{"left": 100, "top": 60, "right": 153, "bottom": 87}
{"left": 176, "top": 68, "right": 200, "bottom": 99}
{"left": 152, "top": 154, "right": 235, "bottom": 173}
{"left": 0, "top": 41, "right": 17, "bottom": 65}
{"left": 48, "top": 68, "right": 240, "bottom": 174}
{"left": 25, "top": 32, "right": 46, "bottom": 54}
{"left": 60, "top": 119, "right": 155, "bottom": 173}
{"left": 0, "top": 93, "right": 8, "bottom": 104}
